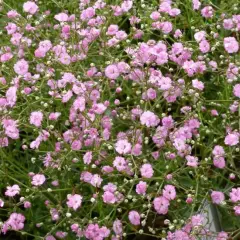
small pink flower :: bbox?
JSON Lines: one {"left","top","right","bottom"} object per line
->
{"left": 140, "top": 163, "right": 154, "bottom": 178}
{"left": 113, "top": 219, "right": 122, "bottom": 236}
{"left": 194, "top": 31, "right": 206, "bottom": 43}
{"left": 140, "top": 111, "right": 160, "bottom": 127}
{"left": 102, "top": 191, "right": 116, "bottom": 204}
{"left": 233, "top": 84, "right": 240, "bottom": 98}
{"left": 223, "top": 19, "right": 234, "bottom": 30}
{"left": 71, "top": 140, "right": 82, "bottom": 150}
{"left": 30, "top": 111, "right": 43, "bottom": 127}
{"left": 0, "top": 199, "right": 4, "bottom": 207}
{"left": 191, "top": 214, "right": 204, "bottom": 227}
{"left": 128, "top": 210, "right": 140, "bottom": 225}
{"left": 201, "top": 6, "right": 214, "bottom": 18}
{"left": 136, "top": 181, "right": 147, "bottom": 195}
{"left": 153, "top": 196, "right": 170, "bottom": 215}
{"left": 49, "top": 112, "right": 61, "bottom": 120}
{"left": 163, "top": 185, "right": 176, "bottom": 201}
{"left": 14, "top": 59, "right": 29, "bottom": 75}
{"left": 90, "top": 174, "right": 102, "bottom": 187}
{"left": 24, "top": 201, "right": 31, "bottom": 208}
{"left": 83, "top": 151, "right": 92, "bottom": 165}
{"left": 192, "top": 0, "right": 201, "bottom": 10}
{"left": 186, "top": 155, "right": 198, "bottom": 167}
{"left": 212, "top": 145, "right": 225, "bottom": 156}
{"left": 31, "top": 174, "right": 46, "bottom": 186}
{"left": 211, "top": 191, "right": 225, "bottom": 204}
{"left": 224, "top": 37, "right": 239, "bottom": 54}
{"left": 67, "top": 194, "right": 82, "bottom": 210}
{"left": 213, "top": 157, "right": 226, "bottom": 169}
{"left": 54, "top": 13, "right": 69, "bottom": 22}
{"left": 4, "top": 213, "right": 25, "bottom": 233}
{"left": 230, "top": 187, "right": 240, "bottom": 202}
{"left": 234, "top": 205, "right": 240, "bottom": 216}
{"left": 23, "top": 1, "right": 39, "bottom": 15}
{"left": 115, "top": 139, "right": 132, "bottom": 154}
{"left": 106, "top": 25, "right": 119, "bottom": 35}
{"left": 92, "top": 103, "right": 107, "bottom": 114}
{"left": 199, "top": 40, "right": 210, "bottom": 53}
{"left": 192, "top": 79, "right": 204, "bottom": 91}
{"left": 224, "top": 133, "right": 239, "bottom": 146}
{"left": 216, "top": 232, "right": 228, "bottom": 240}
{"left": 5, "top": 184, "right": 20, "bottom": 197}
{"left": 105, "top": 64, "right": 120, "bottom": 79}
{"left": 113, "top": 156, "right": 127, "bottom": 172}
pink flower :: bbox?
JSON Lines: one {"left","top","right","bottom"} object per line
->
{"left": 194, "top": 31, "right": 206, "bottom": 43}
{"left": 150, "top": 11, "right": 161, "bottom": 21}
{"left": 163, "top": 185, "right": 176, "bottom": 200}
{"left": 85, "top": 224, "right": 110, "bottom": 239}
{"left": 223, "top": 19, "right": 234, "bottom": 30}
{"left": 2, "top": 119, "right": 19, "bottom": 139}
{"left": 113, "top": 219, "right": 122, "bottom": 236}
{"left": 128, "top": 210, "right": 140, "bottom": 225}
{"left": 0, "top": 199, "right": 4, "bottom": 207}
{"left": 192, "top": 79, "right": 204, "bottom": 91}
{"left": 54, "top": 13, "right": 69, "bottom": 22}
{"left": 233, "top": 84, "right": 240, "bottom": 98}
{"left": 212, "top": 145, "right": 225, "bottom": 156}
{"left": 160, "top": 21, "right": 172, "bottom": 34}
{"left": 30, "top": 111, "right": 43, "bottom": 127}
{"left": 140, "top": 111, "right": 160, "bottom": 127}
{"left": 158, "top": 77, "right": 172, "bottom": 90}
{"left": 201, "top": 6, "right": 214, "bottom": 18}
{"left": 59, "top": 53, "right": 71, "bottom": 65}
{"left": 192, "top": 0, "right": 201, "bottom": 10}
{"left": 115, "top": 139, "right": 132, "bottom": 154}
{"left": 80, "top": 7, "right": 95, "bottom": 21}
{"left": 216, "top": 232, "right": 228, "bottom": 240}
{"left": 90, "top": 174, "right": 102, "bottom": 187}
{"left": 46, "top": 236, "right": 56, "bottom": 240}
{"left": 234, "top": 205, "right": 240, "bottom": 216}
{"left": 224, "top": 37, "right": 239, "bottom": 54}
{"left": 213, "top": 157, "right": 226, "bottom": 169}
{"left": 106, "top": 25, "right": 119, "bottom": 35}
{"left": 5, "top": 184, "right": 20, "bottom": 197}
{"left": 136, "top": 181, "right": 147, "bottom": 195}
{"left": 24, "top": 201, "right": 31, "bottom": 209}
{"left": 140, "top": 163, "right": 154, "bottom": 178}
{"left": 113, "top": 156, "right": 127, "bottom": 172}
{"left": 71, "top": 140, "right": 82, "bottom": 150}
{"left": 224, "top": 133, "right": 239, "bottom": 146}
{"left": 31, "top": 174, "right": 46, "bottom": 186}
{"left": 92, "top": 103, "right": 107, "bottom": 114}
{"left": 199, "top": 40, "right": 210, "bottom": 53}
{"left": 67, "top": 194, "right": 82, "bottom": 210}
{"left": 230, "top": 187, "right": 240, "bottom": 202}
{"left": 14, "top": 59, "right": 29, "bottom": 75}
{"left": 49, "top": 112, "right": 61, "bottom": 120}
{"left": 7, "top": 10, "right": 20, "bottom": 19}
{"left": 23, "top": 1, "right": 39, "bottom": 15}
{"left": 3, "top": 213, "right": 25, "bottom": 233}
{"left": 6, "top": 86, "right": 17, "bottom": 107}
{"left": 105, "top": 64, "right": 120, "bottom": 79}
{"left": 102, "top": 191, "right": 116, "bottom": 204}
{"left": 211, "top": 191, "right": 225, "bottom": 204}
{"left": 83, "top": 151, "right": 92, "bottom": 165}
{"left": 191, "top": 214, "right": 204, "bottom": 226}
{"left": 186, "top": 155, "right": 198, "bottom": 167}
{"left": 153, "top": 196, "right": 170, "bottom": 215}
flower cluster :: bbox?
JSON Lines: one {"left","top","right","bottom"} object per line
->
{"left": 0, "top": 0, "right": 240, "bottom": 239}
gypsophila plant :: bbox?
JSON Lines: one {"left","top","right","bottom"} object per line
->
{"left": 0, "top": 0, "right": 240, "bottom": 239}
